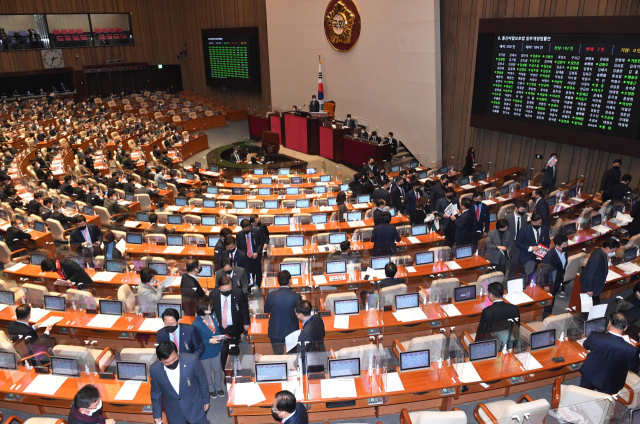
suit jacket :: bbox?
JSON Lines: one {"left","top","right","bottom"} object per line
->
{"left": 628, "top": 201, "right": 640, "bottom": 237}
{"left": 51, "top": 211, "right": 71, "bottom": 229}
{"left": 344, "top": 118, "right": 356, "bottom": 129}
{"left": 286, "top": 403, "right": 308, "bottom": 424}
{"left": 86, "top": 193, "right": 103, "bottom": 207}
{"left": 372, "top": 188, "right": 391, "bottom": 206}
{"left": 429, "top": 183, "right": 446, "bottom": 212}
{"left": 542, "top": 247, "right": 567, "bottom": 288}
{"left": 370, "top": 135, "right": 381, "bottom": 143}
{"left": 505, "top": 211, "right": 526, "bottom": 245}
{"left": 72, "top": 186, "right": 86, "bottom": 201}
{"left": 371, "top": 223, "right": 401, "bottom": 256}
{"left": 581, "top": 332, "right": 640, "bottom": 394}
{"left": 533, "top": 198, "right": 550, "bottom": 227}
{"left": 150, "top": 352, "right": 209, "bottom": 423}
{"left": 39, "top": 206, "right": 52, "bottom": 221}
{"left": 486, "top": 229, "right": 512, "bottom": 266}
{"left": 349, "top": 180, "right": 363, "bottom": 197}
{"left": 515, "top": 224, "right": 550, "bottom": 265}
{"left": 102, "top": 241, "right": 123, "bottom": 260}
{"left": 60, "top": 182, "right": 73, "bottom": 196}
{"left": 144, "top": 223, "right": 175, "bottom": 235}
{"left": 373, "top": 208, "right": 384, "bottom": 226}
{"left": 361, "top": 164, "right": 378, "bottom": 177}
{"left": 5, "top": 227, "right": 32, "bottom": 251}
{"left": 541, "top": 163, "right": 557, "bottom": 189}
{"left": 45, "top": 179, "right": 60, "bottom": 190}
{"left": 309, "top": 100, "right": 320, "bottom": 112}
{"left": 230, "top": 152, "right": 241, "bottom": 163}
{"left": 69, "top": 223, "right": 102, "bottom": 246}
{"left": 27, "top": 200, "right": 41, "bottom": 216}
{"left": 376, "top": 277, "right": 404, "bottom": 290}
{"left": 476, "top": 300, "right": 520, "bottom": 340}
{"left": 357, "top": 130, "right": 369, "bottom": 139}
{"left": 436, "top": 197, "right": 459, "bottom": 230}
{"left": 236, "top": 228, "right": 264, "bottom": 259}
{"left": 471, "top": 202, "right": 491, "bottom": 235}
{"left": 452, "top": 210, "right": 474, "bottom": 246}
{"left": 297, "top": 314, "right": 325, "bottom": 352}
{"left": 389, "top": 183, "right": 404, "bottom": 210}
{"left": 405, "top": 189, "right": 418, "bottom": 216}
{"left": 603, "top": 182, "right": 632, "bottom": 203}
{"left": 226, "top": 248, "right": 249, "bottom": 270}
{"left": 264, "top": 287, "right": 302, "bottom": 340}
{"left": 214, "top": 267, "right": 249, "bottom": 293}
{"left": 256, "top": 223, "right": 270, "bottom": 246}
{"left": 180, "top": 274, "right": 206, "bottom": 316}
{"left": 7, "top": 321, "right": 50, "bottom": 342}
{"left": 157, "top": 323, "right": 205, "bottom": 357}
{"left": 59, "top": 259, "right": 93, "bottom": 289}
{"left": 209, "top": 288, "right": 250, "bottom": 338}
{"left": 600, "top": 167, "right": 621, "bottom": 193}
{"left": 580, "top": 248, "right": 609, "bottom": 296}
{"left": 462, "top": 154, "right": 475, "bottom": 176}
{"left": 103, "top": 198, "right": 119, "bottom": 216}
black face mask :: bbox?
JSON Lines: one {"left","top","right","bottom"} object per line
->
{"left": 165, "top": 358, "right": 179, "bottom": 370}
{"left": 225, "top": 270, "right": 232, "bottom": 275}
{"left": 243, "top": 229, "right": 251, "bottom": 234}
{"left": 221, "top": 290, "right": 232, "bottom": 297}
{"left": 77, "top": 225, "right": 86, "bottom": 231}
{"left": 272, "top": 412, "right": 281, "bottom": 422}
{"left": 446, "top": 195, "right": 453, "bottom": 200}
{"left": 532, "top": 224, "right": 541, "bottom": 230}
{"left": 474, "top": 200, "right": 482, "bottom": 206}
{"left": 517, "top": 210, "right": 527, "bottom": 216}
{"left": 165, "top": 325, "right": 178, "bottom": 333}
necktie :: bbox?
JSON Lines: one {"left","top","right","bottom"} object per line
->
{"left": 171, "top": 332, "right": 179, "bottom": 352}
{"left": 221, "top": 297, "right": 228, "bottom": 328}
{"left": 476, "top": 206, "right": 480, "bottom": 220}
{"left": 83, "top": 229, "right": 90, "bottom": 243}
{"left": 246, "top": 233, "right": 253, "bottom": 256}
{"left": 516, "top": 217, "right": 520, "bottom": 238}
{"left": 535, "top": 229, "right": 539, "bottom": 244}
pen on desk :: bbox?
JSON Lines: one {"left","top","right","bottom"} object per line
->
{"left": 10, "top": 384, "right": 15, "bottom": 390}
{"left": 15, "top": 385, "right": 21, "bottom": 390}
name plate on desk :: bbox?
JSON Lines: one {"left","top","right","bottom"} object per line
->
{"left": 328, "top": 274, "right": 346, "bottom": 282}
{"left": 34, "top": 366, "right": 49, "bottom": 374}
{"left": 318, "top": 311, "right": 332, "bottom": 317}
{"left": 255, "top": 313, "right": 269, "bottom": 319}
{"left": 143, "top": 312, "right": 156, "bottom": 318}
{"left": 99, "top": 372, "right": 115, "bottom": 379}
{"left": 86, "top": 308, "right": 97, "bottom": 315}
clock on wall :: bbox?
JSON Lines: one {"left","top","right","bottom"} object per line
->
{"left": 41, "top": 49, "right": 65, "bottom": 69}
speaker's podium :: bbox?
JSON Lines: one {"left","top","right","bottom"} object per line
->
{"left": 282, "top": 112, "right": 320, "bottom": 155}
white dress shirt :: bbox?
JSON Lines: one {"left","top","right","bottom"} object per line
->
{"left": 164, "top": 363, "right": 180, "bottom": 394}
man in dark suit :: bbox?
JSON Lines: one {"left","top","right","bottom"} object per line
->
{"left": 389, "top": 177, "right": 405, "bottom": 211}
{"left": 327, "top": 240, "right": 361, "bottom": 262}
{"left": 264, "top": 271, "right": 302, "bottom": 354}
{"left": 372, "top": 199, "right": 387, "bottom": 226}
{"left": 362, "top": 170, "right": 377, "bottom": 195}
{"left": 51, "top": 203, "right": 72, "bottom": 229}
{"left": 103, "top": 190, "right": 121, "bottom": 216}
{"left": 429, "top": 175, "right": 449, "bottom": 213}
{"left": 272, "top": 391, "right": 308, "bottom": 424}
{"left": 209, "top": 276, "right": 250, "bottom": 367}
{"left": 515, "top": 213, "right": 550, "bottom": 278}
{"left": 436, "top": 187, "right": 459, "bottom": 246}
{"left": 250, "top": 214, "right": 270, "bottom": 254}
{"left": 386, "top": 132, "right": 398, "bottom": 155}
{"left": 180, "top": 259, "right": 208, "bottom": 316}
{"left": 215, "top": 257, "right": 249, "bottom": 294}
{"left": 106, "top": 172, "right": 119, "bottom": 189}
{"left": 581, "top": 238, "right": 620, "bottom": 305}
{"left": 38, "top": 197, "right": 53, "bottom": 221}
{"left": 236, "top": 218, "right": 264, "bottom": 289}
{"left": 603, "top": 173, "right": 632, "bottom": 203}
{"left": 5, "top": 218, "right": 32, "bottom": 251}
{"left": 309, "top": 95, "right": 320, "bottom": 113}
{"left": 369, "top": 131, "right": 381, "bottom": 143}
{"left": 7, "top": 304, "right": 53, "bottom": 342}
{"left": 541, "top": 234, "right": 569, "bottom": 318}
{"left": 600, "top": 159, "right": 622, "bottom": 193}
{"left": 72, "top": 180, "right": 87, "bottom": 202}
{"left": 541, "top": 153, "right": 557, "bottom": 195}
{"left": 531, "top": 189, "right": 550, "bottom": 227}
{"left": 372, "top": 180, "right": 391, "bottom": 206}
{"left": 470, "top": 191, "right": 490, "bottom": 249}
{"left": 150, "top": 341, "right": 210, "bottom": 424}
{"left": 344, "top": 114, "right": 356, "bottom": 129}
{"left": 476, "top": 282, "right": 520, "bottom": 343}
{"left": 224, "top": 236, "right": 249, "bottom": 271}
{"left": 229, "top": 147, "right": 241, "bottom": 163}
{"left": 404, "top": 181, "right": 423, "bottom": 216}
{"left": 356, "top": 127, "right": 369, "bottom": 139}
{"left": 135, "top": 179, "right": 160, "bottom": 197}
{"left": 360, "top": 262, "right": 405, "bottom": 306}
{"left": 40, "top": 258, "right": 93, "bottom": 290}
{"left": 349, "top": 173, "right": 364, "bottom": 197}
{"left": 580, "top": 313, "right": 640, "bottom": 394}
{"left": 69, "top": 215, "right": 103, "bottom": 256}
{"left": 27, "top": 192, "right": 43, "bottom": 216}
{"left": 450, "top": 197, "right": 474, "bottom": 247}
{"left": 505, "top": 200, "right": 528, "bottom": 277}
{"left": 294, "top": 300, "right": 325, "bottom": 354}
{"left": 361, "top": 157, "right": 378, "bottom": 178}
{"left": 60, "top": 176, "right": 74, "bottom": 197}
{"left": 214, "top": 228, "right": 233, "bottom": 270}
{"left": 157, "top": 307, "right": 205, "bottom": 356}
{"left": 44, "top": 174, "right": 59, "bottom": 190}
{"left": 86, "top": 185, "right": 104, "bottom": 207}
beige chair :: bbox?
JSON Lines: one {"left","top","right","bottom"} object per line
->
{"left": 323, "top": 292, "right": 357, "bottom": 312}
{"left": 497, "top": 203, "right": 515, "bottom": 220}
{"left": 257, "top": 354, "right": 297, "bottom": 370}
{"left": 471, "top": 271, "right": 504, "bottom": 293}
{"left": 21, "top": 283, "right": 62, "bottom": 305}
{"left": 0, "top": 241, "right": 29, "bottom": 265}
{"left": 379, "top": 283, "right": 407, "bottom": 307}
{"left": 184, "top": 214, "right": 201, "bottom": 225}
{"left": 118, "top": 285, "right": 136, "bottom": 313}
{"left": 552, "top": 379, "right": 614, "bottom": 424}
{"left": 64, "top": 289, "right": 98, "bottom": 310}
{"left": 182, "top": 131, "right": 189, "bottom": 141}
{"left": 46, "top": 218, "right": 72, "bottom": 243}
{"left": 475, "top": 395, "right": 550, "bottom": 424}
{"left": 93, "top": 206, "right": 116, "bottom": 228}
{"left": 144, "top": 234, "right": 167, "bottom": 245}
{"left": 1, "top": 416, "right": 67, "bottom": 424}
{"left": 550, "top": 218, "right": 563, "bottom": 239}
{"left": 395, "top": 333, "right": 447, "bottom": 361}
{"left": 52, "top": 345, "right": 114, "bottom": 373}
{"left": 402, "top": 409, "right": 466, "bottom": 424}
{"left": 184, "top": 234, "right": 206, "bottom": 246}
{"left": 221, "top": 214, "right": 238, "bottom": 226}
{"left": 0, "top": 279, "right": 24, "bottom": 302}
{"left": 523, "top": 312, "right": 572, "bottom": 335}
{"left": 430, "top": 278, "right": 460, "bottom": 301}
{"left": 135, "top": 194, "right": 152, "bottom": 212}
{"left": 119, "top": 347, "right": 157, "bottom": 367}
{"left": 333, "top": 343, "right": 378, "bottom": 366}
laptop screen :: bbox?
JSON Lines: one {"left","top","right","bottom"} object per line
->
{"left": 234, "top": 200, "right": 247, "bottom": 209}
{"left": 334, "top": 299, "right": 359, "bottom": 315}
{"left": 203, "top": 199, "right": 216, "bottom": 208}
{"left": 478, "top": 172, "right": 487, "bottom": 180}
{"left": 286, "top": 187, "right": 299, "bottom": 195}
{"left": 591, "top": 214, "right": 602, "bottom": 226}
{"left": 232, "top": 188, "right": 244, "bottom": 196}
{"left": 320, "top": 175, "right": 331, "bottom": 182}
{"left": 0, "top": 290, "right": 14, "bottom": 305}
{"left": 208, "top": 236, "right": 220, "bottom": 248}
{"left": 210, "top": 165, "right": 219, "bottom": 172}
{"left": 306, "top": 167, "right": 317, "bottom": 174}
{"left": 584, "top": 317, "right": 607, "bottom": 338}
{"left": 624, "top": 247, "right": 638, "bottom": 263}
{"left": 347, "top": 211, "right": 362, "bottom": 222}
{"left": 400, "top": 350, "right": 430, "bottom": 371}
{"left": 99, "top": 299, "right": 123, "bottom": 316}
{"left": 358, "top": 194, "right": 371, "bottom": 204}
{"left": 117, "top": 362, "right": 148, "bottom": 381}
{"left": 158, "top": 303, "right": 182, "bottom": 318}
{"left": 520, "top": 179, "right": 529, "bottom": 189}
{"left": 255, "top": 363, "right": 288, "bottom": 382}
{"left": 30, "top": 252, "right": 47, "bottom": 266}
{"left": 547, "top": 196, "right": 557, "bottom": 206}
{"left": 185, "top": 172, "right": 194, "bottom": 180}
{"left": 233, "top": 177, "right": 243, "bottom": 184}
{"left": 202, "top": 216, "right": 217, "bottom": 226}
{"left": 371, "top": 256, "right": 390, "bottom": 270}
{"left": 265, "top": 200, "right": 279, "bottom": 209}
{"left": 325, "top": 260, "right": 346, "bottom": 275}
{"left": 83, "top": 206, "right": 94, "bottom": 215}
{"left": 136, "top": 212, "right": 149, "bottom": 222}
{"left": 411, "top": 225, "right": 427, "bottom": 236}
{"left": 329, "top": 232, "right": 346, "bottom": 245}
{"left": 499, "top": 185, "right": 510, "bottom": 195}
{"left": 328, "top": 197, "right": 338, "bottom": 206}
{"left": 460, "top": 177, "right": 470, "bottom": 185}
{"left": 199, "top": 264, "right": 213, "bottom": 278}
{"left": 296, "top": 199, "right": 310, "bottom": 208}
{"left": 51, "top": 357, "right": 80, "bottom": 376}
{"left": 105, "top": 260, "right": 125, "bottom": 273}
{"left": 280, "top": 262, "right": 301, "bottom": 276}
{"left": 396, "top": 293, "right": 419, "bottom": 310}
{"left": 167, "top": 235, "right": 183, "bottom": 246}
{"left": 312, "top": 214, "right": 327, "bottom": 224}
{"left": 148, "top": 262, "right": 168, "bottom": 276}
{"left": 279, "top": 168, "right": 290, "bottom": 176}
{"left": 286, "top": 235, "right": 304, "bottom": 247}
{"left": 328, "top": 358, "right": 360, "bottom": 378}
{"left": 206, "top": 186, "right": 218, "bottom": 194}
{"left": 291, "top": 177, "right": 303, "bottom": 185}
{"left": 126, "top": 233, "right": 143, "bottom": 244}
{"left": 530, "top": 329, "right": 556, "bottom": 351}
{"left": 274, "top": 215, "right": 290, "bottom": 226}
{"left": 563, "top": 222, "right": 577, "bottom": 236}
{"left": 44, "top": 295, "right": 66, "bottom": 312}
{"left": 415, "top": 251, "right": 434, "bottom": 265}
{"left": 254, "top": 168, "right": 264, "bottom": 175}
{"left": 569, "top": 187, "right": 577, "bottom": 198}
{"left": 0, "top": 352, "right": 16, "bottom": 370}
{"left": 261, "top": 177, "right": 273, "bottom": 185}
{"left": 314, "top": 186, "right": 326, "bottom": 194}
{"left": 175, "top": 197, "right": 187, "bottom": 206}
{"left": 258, "top": 188, "right": 271, "bottom": 195}
{"left": 167, "top": 215, "right": 183, "bottom": 225}
{"left": 469, "top": 339, "right": 497, "bottom": 362}
{"left": 455, "top": 245, "right": 473, "bottom": 259}
{"left": 34, "top": 220, "right": 45, "bottom": 232}
{"left": 454, "top": 285, "right": 476, "bottom": 302}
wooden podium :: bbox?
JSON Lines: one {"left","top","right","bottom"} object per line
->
{"left": 262, "top": 131, "right": 280, "bottom": 154}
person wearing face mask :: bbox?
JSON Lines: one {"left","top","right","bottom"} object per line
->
{"left": 144, "top": 213, "right": 176, "bottom": 236}
{"left": 215, "top": 257, "right": 249, "bottom": 295}
{"left": 372, "top": 180, "right": 391, "bottom": 208}
{"left": 541, "top": 153, "right": 558, "bottom": 195}
{"left": 40, "top": 257, "right": 93, "bottom": 290}
{"left": 475, "top": 282, "right": 520, "bottom": 342}
{"left": 224, "top": 236, "right": 249, "bottom": 271}
{"left": 27, "top": 192, "right": 44, "bottom": 216}
{"left": 429, "top": 174, "right": 449, "bottom": 213}
{"left": 471, "top": 191, "right": 490, "bottom": 249}
{"left": 69, "top": 215, "right": 103, "bottom": 257}
{"left": 264, "top": 270, "right": 303, "bottom": 354}
{"left": 436, "top": 187, "right": 459, "bottom": 246}
{"left": 45, "top": 173, "right": 60, "bottom": 190}
{"left": 532, "top": 189, "right": 550, "bottom": 227}
{"left": 181, "top": 259, "right": 209, "bottom": 316}
{"left": 209, "top": 276, "right": 250, "bottom": 367}
{"left": 486, "top": 219, "right": 512, "bottom": 275}
{"left": 5, "top": 218, "right": 32, "bottom": 251}
{"left": 192, "top": 296, "right": 225, "bottom": 399}
{"left": 376, "top": 168, "right": 390, "bottom": 186}
{"left": 157, "top": 307, "right": 205, "bottom": 356}
{"left": 271, "top": 390, "right": 308, "bottom": 424}
{"left": 389, "top": 176, "right": 405, "bottom": 211}
{"left": 68, "top": 384, "right": 115, "bottom": 424}
{"left": 515, "top": 212, "right": 550, "bottom": 278}
{"left": 86, "top": 184, "right": 104, "bottom": 207}
{"left": 250, "top": 214, "right": 270, "bottom": 255}
{"left": 541, "top": 234, "right": 569, "bottom": 318}
{"left": 505, "top": 200, "right": 528, "bottom": 277}
{"left": 150, "top": 341, "right": 210, "bottom": 424}
{"left": 236, "top": 218, "right": 264, "bottom": 289}
{"left": 292, "top": 300, "right": 325, "bottom": 373}
{"left": 603, "top": 173, "right": 632, "bottom": 203}
{"left": 600, "top": 159, "right": 622, "bottom": 193}
{"left": 52, "top": 202, "right": 72, "bottom": 229}
{"left": 463, "top": 146, "right": 476, "bottom": 176}
{"left": 137, "top": 267, "right": 163, "bottom": 313}
{"left": 580, "top": 238, "right": 620, "bottom": 306}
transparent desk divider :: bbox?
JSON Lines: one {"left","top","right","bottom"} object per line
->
{"left": 550, "top": 396, "right": 615, "bottom": 424}
{"left": 113, "top": 346, "right": 157, "bottom": 375}
{"left": 227, "top": 342, "right": 256, "bottom": 382}
{"left": 496, "top": 409, "right": 549, "bottom": 424}
{"left": 0, "top": 350, "right": 25, "bottom": 385}
{"left": 447, "top": 333, "right": 468, "bottom": 364}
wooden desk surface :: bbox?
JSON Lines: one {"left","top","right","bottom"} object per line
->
{"left": 160, "top": 202, "right": 375, "bottom": 216}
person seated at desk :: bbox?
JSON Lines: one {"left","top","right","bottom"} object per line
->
{"left": 135, "top": 179, "right": 160, "bottom": 197}
{"left": 86, "top": 185, "right": 104, "bottom": 207}
{"left": 101, "top": 230, "right": 123, "bottom": 260}
{"left": 309, "top": 95, "right": 320, "bottom": 113}
{"left": 33, "top": 161, "right": 48, "bottom": 180}
{"left": 68, "top": 384, "right": 116, "bottom": 424}
{"left": 580, "top": 312, "right": 640, "bottom": 394}
{"left": 8, "top": 304, "right": 54, "bottom": 342}
{"left": 272, "top": 390, "right": 308, "bottom": 424}
{"left": 216, "top": 257, "right": 249, "bottom": 295}
{"left": 348, "top": 174, "right": 364, "bottom": 197}
{"left": 476, "top": 281, "right": 520, "bottom": 342}
{"left": 137, "top": 266, "right": 163, "bottom": 314}
{"left": 72, "top": 179, "right": 87, "bottom": 201}
{"left": 230, "top": 147, "right": 241, "bottom": 163}
{"left": 27, "top": 192, "right": 44, "bottom": 216}
{"left": 45, "top": 173, "right": 59, "bottom": 191}
{"left": 60, "top": 175, "right": 74, "bottom": 197}
{"left": 144, "top": 212, "right": 176, "bottom": 236}
{"left": 371, "top": 211, "right": 401, "bottom": 256}
{"left": 369, "top": 131, "right": 381, "bottom": 143}
{"left": 292, "top": 105, "right": 302, "bottom": 116}
{"left": 360, "top": 262, "right": 404, "bottom": 307}
{"left": 344, "top": 114, "right": 357, "bottom": 129}
{"left": 52, "top": 202, "right": 72, "bottom": 229}
{"left": 40, "top": 257, "right": 93, "bottom": 290}
{"left": 157, "top": 307, "right": 205, "bottom": 356}
{"left": 69, "top": 215, "right": 103, "bottom": 257}
{"left": 5, "top": 218, "right": 32, "bottom": 251}
{"left": 356, "top": 127, "right": 369, "bottom": 140}
{"left": 264, "top": 270, "right": 303, "bottom": 354}
{"left": 327, "top": 240, "right": 361, "bottom": 262}
{"left": 103, "top": 190, "right": 122, "bottom": 216}
{"left": 603, "top": 173, "right": 632, "bottom": 203}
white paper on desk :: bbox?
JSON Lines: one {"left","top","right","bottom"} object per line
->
{"left": 234, "top": 382, "right": 266, "bottom": 406}
{"left": 588, "top": 304, "right": 608, "bottom": 321}
{"left": 571, "top": 197, "right": 583, "bottom": 202}
{"left": 591, "top": 225, "right": 611, "bottom": 234}
{"left": 384, "top": 372, "right": 405, "bottom": 392}
{"left": 138, "top": 318, "right": 165, "bottom": 332}
{"left": 92, "top": 271, "right": 118, "bottom": 282}
{"left": 23, "top": 374, "right": 67, "bottom": 395}
{"left": 285, "top": 330, "right": 301, "bottom": 353}
{"left": 167, "top": 205, "right": 182, "bottom": 212}
{"left": 315, "top": 224, "right": 325, "bottom": 230}
{"left": 233, "top": 226, "right": 242, "bottom": 232}
{"left": 392, "top": 307, "right": 428, "bottom": 323}
{"left": 28, "top": 308, "right": 50, "bottom": 323}
{"left": 461, "top": 184, "right": 475, "bottom": 190}
{"left": 353, "top": 203, "right": 369, "bottom": 209}
{"left": 320, "top": 206, "right": 334, "bottom": 212}
{"left": 441, "top": 304, "right": 462, "bottom": 317}
{"left": 115, "top": 380, "right": 142, "bottom": 401}
{"left": 503, "top": 292, "right": 534, "bottom": 305}
{"left": 444, "top": 261, "right": 461, "bottom": 270}
{"left": 5, "top": 263, "right": 26, "bottom": 272}
{"left": 281, "top": 381, "right": 303, "bottom": 400}
{"left": 406, "top": 266, "right": 417, "bottom": 273}
{"left": 363, "top": 267, "right": 386, "bottom": 280}
{"left": 618, "top": 262, "right": 640, "bottom": 274}
{"left": 36, "top": 316, "right": 63, "bottom": 328}
{"left": 453, "top": 362, "right": 482, "bottom": 383}
{"left": 606, "top": 269, "right": 623, "bottom": 282}
{"left": 495, "top": 197, "right": 508, "bottom": 202}
{"left": 208, "top": 226, "right": 221, "bottom": 233}
{"left": 292, "top": 208, "right": 301, "bottom": 213}
{"left": 479, "top": 181, "right": 489, "bottom": 185}
{"left": 320, "top": 378, "right": 357, "bottom": 399}
{"left": 163, "top": 246, "right": 185, "bottom": 254}
{"left": 515, "top": 352, "right": 543, "bottom": 371}
{"left": 116, "top": 238, "right": 126, "bottom": 254}
{"left": 191, "top": 208, "right": 202, "bottom": 213}
{"left": 218, "top": 195, "right": 230, "bottom": 199}
{"left": 507, "top": 279, "right": 523, "bottom": 294}
{"left": 160, "top": 276, "right": 181, "bottom": 288}
{"left": 580, "top": 293, "right": 594, "bottom": 313}
{"left": 333, "top": 315, "right": 349, "bottom": 329}
{"left": 407, "top": 236, "right": 421, "bottom": 244}
{"left": 313, "top": 274, "right": 328, "bottom": 285}
{"left": 0, "top": 304, "right": 7, "bottom": 313}
{"left": 124, "top": 221, "right": 140, "bottom": 228}
{"left": 87, "top": 314, "right": 121, "bottom": 328}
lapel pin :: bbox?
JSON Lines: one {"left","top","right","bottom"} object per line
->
{"left": 187, "top": 377, "right": 191, "bottom": 386}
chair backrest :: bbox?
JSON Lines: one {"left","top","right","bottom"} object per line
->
{"left": 335, "top": 343, "right": 378, "bottom": 367}
{"left": 501, "top": 399, "right": 550, "bottom": 421}
{"left": 46, "top": 218, "right": 68, "bottom": 242}
{"left": 118, "top": 285, "right": 136, "bottom": 312}
{"left": 564, "top": 252, "right": 586, "bottom": 283}
{"left": 93, "top": 206, "right": 111, "bottom": 226}
{"left": 409, "top": 410, "right": 467, "bottom": 424}
{"left": 0, "top": 242, "right": 13, "bottom": 264}
{"left": 558, "top": 385, "right": 612, "bottom": 424}
{"left": 324, "top": 292, "right": 357, "bottom": 312}
{"left": 430, "top": 278, "right": 460, "bottom": 301}
{"left": 497, "top": 204, "right": 515, "bottom": 220}
{"left": 65, "top": 289, "right": 97, "bottom": 310}
{"left": 539, "top": 313, "right": 572, "bottom": 334}
{"left": 135, "top": 194, "right": 152, "bottom": 212}
{"left": 184, "top": 214, "right": 201, "bottom": 225}
{"left": 258, "top": 354, "right": 297, "bottom": 370}
{"left": 119, "top": 347, "right": 157, "bottom": 366}
{"left": 549, "top": 218, "right": 563, "bottom": 239}
{"left": 144, "top": 234, "right": 167, "bottom": 245}
{"left": 379, "top": 283, "right": 407, "bottom": 307}
{"left": 406, "top": 333, "right": 447, "bottom": 361}
{"left": 472, "top": 271, "right": 504, "bottom": 293}
{"left": 52, "top": 345, "right": 97, "bottom": 372}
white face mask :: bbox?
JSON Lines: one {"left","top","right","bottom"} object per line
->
{"left": 86, "top": 399, "right": 102, "bottom": 415}
{"left": 608, "top": 251, "right": 616, "bottom": 257}
{"left": 18, "top": 224, "right": 23, "bottom": 230}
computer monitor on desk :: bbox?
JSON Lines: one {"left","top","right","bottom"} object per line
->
{"left": 0, "top": 290, "right": 14, "bottom": 305}
{"left": 255, "top": 363, "right": 288, "bottom": 382}
{"left": 530, "top": 329, "right": 556, "bottom": 351}
{"left": 44, "top": 295, "right": 66, "bottom": 312}
{"left": 100, "top": 299, "right": 123, "bottom": 316}
{"left": 584, "top": 317, "right": 607, "bottom": 338}
{"left": 0, "top": 352, "right": 16, "bottom": 370}
{"left": 280, "top": 262, "right": 302, "bottom": 277}
{"left": 400, "top": 350, "right": 430, "bottom": 371}
{"left": 328, "top": 358, "right": 360, "bottom": 378}
{"left": 469, "top": 339, "right": 497, "bottom": 362}
{"left": 51, "top": 357, "right": 80, "bottom": 376}
{"left": 334, "top": 299, "right": 359, "bottom": 315}
{"left": 329, "top": 232, "right": 346, "bottom": 245}
{"left": 395, "top": 293, "right": 419, "bottom": 310}
{"left": 117, "top": 362, "right": 148, "bottom": 381}
{"left": 325, "top": 260, "right": 346, "bottom": 275}
{"left": 158, "top": 303, "right": 182, "bottom": 318}
{"left": 454, "top": 285, "right": 476, "bottom": 303}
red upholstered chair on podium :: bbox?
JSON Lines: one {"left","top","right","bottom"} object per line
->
{"left": 324, "top": 101, "right": 335, "bottom": 120}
